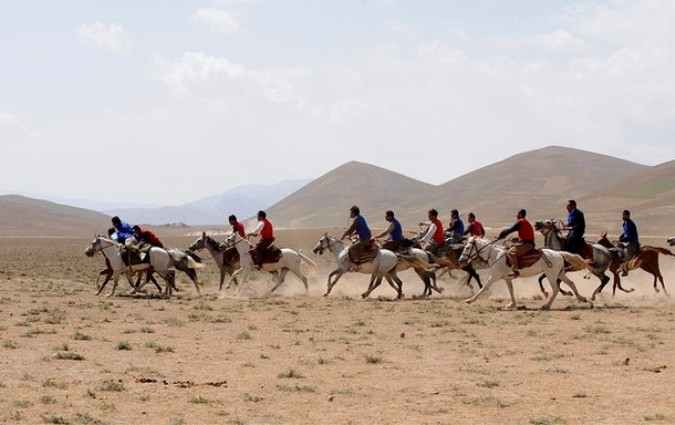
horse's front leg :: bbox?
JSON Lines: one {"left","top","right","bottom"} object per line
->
{"left": 324, "top": 269, "right": 343, "bottom": 296}
{"left": 106, "top": 273, "right": 120, "bottom": 298}
{"left": 227, "top": 268, "right": 243, "bottom": 291}
{"left": 464, "top": 272, "right": 500, "bottom": 304}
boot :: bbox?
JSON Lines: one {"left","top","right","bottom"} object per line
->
{"left": 507, "top": 269, "right": 519, "bottom": 278}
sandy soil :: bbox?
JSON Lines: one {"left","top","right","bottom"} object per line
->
{"left": 0, "top": 233, "right": 674, "bottom": 425}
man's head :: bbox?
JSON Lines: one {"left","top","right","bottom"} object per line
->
{"left": 428, "top": 209, "right": 438, "bottom": 220}
{"left": 622, "top": 209, "right": 631, "bottom": 221}
{"left": 566, "top": 199, "right": 577, "bottom": 213}
{"left": 132, "top": 225, "right": 141, "bottom": 233}
{"left": 111, "top": 216, "right": 121, "bottom": 227}
{"left": 350, "top": 206, "right": 360, "bottom": 218}
{"left": 468, "top": 212, "right": 476, "bottom": 222}
{"left": 451, "top": 209, "right": 459, "bottom": 219}
{"left": 228, "top": 215, "right": 237, "bottom": 224}
{"left": 385, "top": 210, "right": 394, "bottom": 222}
{"left": 517, "top": 209, "right": 527, "bottom": 219}
{"left": 257, "top": 210, "right": 267, "bottom": 220}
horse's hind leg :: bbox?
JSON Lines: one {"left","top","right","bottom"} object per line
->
{"left": 591, "top": 274, "right": 611, "bottom": 301}
{"left": 537, "top": 273, "right": 549, "bottom": 298}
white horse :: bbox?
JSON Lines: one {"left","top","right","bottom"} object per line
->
{"left": 458, "top": 237, "right": 594, "bottom": 310}
{"left": 85, "top": 236, "right": 202, "bottom": 298}
{"left": 221, "top": 233, "right": 317, "bottom": 295}
{"left": 311, "top": 234, "right": 436, "bottom": 299}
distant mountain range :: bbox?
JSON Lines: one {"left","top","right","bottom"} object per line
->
{"left": 1, "top": 146, "right": 674, "bottom": 237}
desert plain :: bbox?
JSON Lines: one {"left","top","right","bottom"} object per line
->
{"left": 0, "top": 229, "right": 674, "bottom": 425}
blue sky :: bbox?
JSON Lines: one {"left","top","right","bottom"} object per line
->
{"left": 1, "top": 0, "right": 674, "bottom": 205}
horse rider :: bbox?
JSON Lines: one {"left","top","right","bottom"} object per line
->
{"left": 229, "top": 214, "right": 246, "bottom": 238}
{"left": 419, "top": 208, "right": 446, "bottom": 259}
{"left": 110, "top": 216, "right": 134, "bottom": 244}
{"left": 247, "top": 210, "right": 275, "bottom": 269}
{"left": 463, "top": 212, "right": 486, "bottom": 238}
{"left": 445, "top": 209, "right": 465, "bottom": 243}
{"left": 563, "top": 199, "right": 585, "bottom": 253}
{"left": 618, "top": 209, "right": 640, "bottom": 276}
{"left": 373, "top": 210, "right": 406, "bottom": 252}
{"left": 132, "top": 225, "right": 164, "bottom": 248}
{"left": 342, "top": 205, "right": 373, "bottom": 265}
{"left": 497, "top": 208, "right": 536, "bottom": 278}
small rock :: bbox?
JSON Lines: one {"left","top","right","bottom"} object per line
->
{"left": 623, "top": 358, "right": 630, "bottom": 366}
{"left": 327, "top": 395, "right": 334, "bottom": 402}
{"left": 400, "top": 332, "right": 405, "bottom": 338}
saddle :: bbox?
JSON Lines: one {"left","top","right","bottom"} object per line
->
{"left": 120, "top": 246, "right": 150, "bottom": 266}
{"left": 250, "top": 246, "right": 283, "bottom": 265}
{"left": 576, "top": 243, "right": 594, "bottom": 260}
{"left": 348, "top": 240, "right": 379, "bottom": 265}
{"left": 506, "top": 249, "right": 543, "bottom": 269}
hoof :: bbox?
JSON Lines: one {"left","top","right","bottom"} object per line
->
{"left": 578, "top": 297, "right": 588, "bottom": 303}
{"left": 464, "top": 298, "right": 474, "bottom": 304}
{"left": 322, "top": 292, "right": 329, "bottom": 297}
{"left": 540, "top": 304, "right": 551, "bottom": 311}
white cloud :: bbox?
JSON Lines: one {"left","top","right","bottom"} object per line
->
{"left": 498, "top": 30, "right": 587, "bottom": 54}
{"left": 192, "top": 7, "right": 240, "bottom": 34}
{"left": 0, "top": 112, "right": 35, "bottom": 147}
{"left": 78, "top": 22, "right": 133, "bottom": 54}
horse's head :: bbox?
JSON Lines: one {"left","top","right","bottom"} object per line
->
{"left": 84, "top": 236, "right": 99, "bottom": 257}
{"left": 534, "top": 219, "right": 559, "bottom": 234}
{"left": 222, "top": 231, "right": 239, "bottom": 248}
{"left": 667, "top": 237, "right": 675, "bottom": 247}
{"left": 459, "top": 236, "right": 492, "bottom": 266}
{"left": 188, "top": 232, "right": 209, "bottom": 251}
{"left": 312, "top": 233, "right": 331, "bottom": 255}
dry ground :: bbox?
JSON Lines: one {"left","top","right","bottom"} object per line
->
{"left": 0, "top": 231, "right": 674, "bottom": 425}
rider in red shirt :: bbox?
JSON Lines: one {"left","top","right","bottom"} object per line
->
{"left": 463, "top": 212, "right": 486, "bottom": 238}
{"left": 247, "top": 210, "right": 275, "bottom": 267}
{"left": 132, "top": 225, "right": 164, "bottom": 248}
{"left": 498, "top": 209, "right": 535, "bottom": 278}
{"left": 228, "top": 214, "right": 246, "bottom": 238}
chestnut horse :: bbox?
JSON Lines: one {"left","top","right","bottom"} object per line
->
{"left": 597, "top": 232, "right": 675, "bottom": 296}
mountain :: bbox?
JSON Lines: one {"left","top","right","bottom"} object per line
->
{"left": 582, "top": 159, "right": 675, "bottom": 235}
{"left": 410, "top": 146, "right": 649, "bottom": 230}
{"left": 103, "top": 179, "right": 312, "bottom": 225}
{"left": 0, "top": 195, "right": 111, "bottom": 237}
{"left": 264, "top": 146, "right": 663, "bottom": 234}
{"left": 266, "top": 161, "right": 437, "bottom": 228}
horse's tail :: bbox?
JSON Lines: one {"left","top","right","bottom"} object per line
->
{"left": 642, "top": 246, "right": 675, "bottom": 257}
{"left": 559, "top": 251, "right": 601, "bottom": 275}
{"left": 401, "top": 256, "right": 437, "bottom": 272}
{"left": 298, "top": 250, "right": 318, "bottom": 271}
{"left": 169, "top": 248, "right": 205, "bottom": 269}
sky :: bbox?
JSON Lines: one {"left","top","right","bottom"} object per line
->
{"left": 1, "top": 0, "right": 675, "bottom": 206}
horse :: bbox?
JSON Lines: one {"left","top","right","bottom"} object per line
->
{"left": 458, "top": 236, "right": 595, "bottom": 310}
{"left": 220, "top": 232, "right": 317, "bottom": 295}
{"left": 409, "top": 230, "right": 483, "bottom": 291}
{"left": 85, "top": 236, "right": 203, "bottom": 298}
{"left": 597, "top": 232, "right": 674, "bottom": 296}
{"left": 311, "top": 234, "right": 436, "bottom": 299}
{"left": 534, "top": 219, "right": 619, "bottom": 301}
{"left": 188, "top": 232, "right": 251, "bottom": 291}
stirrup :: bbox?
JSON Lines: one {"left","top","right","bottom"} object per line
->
{"left": 507, "top": 270, "right": 519, "bottom": 278}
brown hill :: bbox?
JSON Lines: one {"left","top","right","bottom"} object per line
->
{"left": 265, "top": 161, "right": 437, "bottom": 228}
{"left": 0, "top": 195, "right": 112, "bottom": 237}
{"left": 581, "top": 159, "right": 675, "bottom": 236}
{"left": 395, "top": 145, "right": 649, "bottom": 231}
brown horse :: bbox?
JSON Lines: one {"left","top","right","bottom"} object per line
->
{"left": 597, "top": 232, "right": 675, "bottom": 296}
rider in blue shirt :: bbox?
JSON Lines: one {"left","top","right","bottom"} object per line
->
{"left": 110, "top": 216, "right": 134, "bottom": 243}
{"left": 342, "top": 205, "right": 373, "bottom": 264}
{"left": 374, "top": 210, "right": 406, "bottom": 252}
{"left": 564, "top": 199, "right": 585, "bottom": 253}
{"left": 445, "top": 209, "right": 465, "bottom": 243}
{"left": 618, "top": 209, "right": 640, "bottom": 276}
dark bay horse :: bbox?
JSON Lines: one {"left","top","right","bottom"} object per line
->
{"left": 597, "top": 232, "right": 675, "bottom": 296}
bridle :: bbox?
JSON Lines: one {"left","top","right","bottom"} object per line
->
{"left": 461, "top": 237, "right": 496, "bottom": 265}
